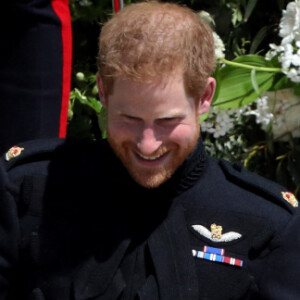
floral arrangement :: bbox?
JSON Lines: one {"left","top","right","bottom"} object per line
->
{"left": 203, "top": 1, "right": 300, "bottom": 138}
{"left": 200, "top": 1, "right": 300, "bottom": 195}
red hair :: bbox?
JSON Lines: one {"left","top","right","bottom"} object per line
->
{"left": 98, "top": 1, "right": 215, "bottom": 99}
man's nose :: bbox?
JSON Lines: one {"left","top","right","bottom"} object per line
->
{"left": 136, "top": 127, "right": 162, "bottom": 155}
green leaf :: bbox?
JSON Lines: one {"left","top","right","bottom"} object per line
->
{"left": 97, "top": 106, "right": 107, "bottom": 139}
{"left": 250, "top": 25, "right": 273, "bottom": 54}
{"left": 212, "top": 65, "right": 221, "bottom": 101}
{"left": 213, "top": 55, "right": 278, "bottom": 108}
{"left": 244, "top": 0, "right": 258, "bottom": 22}
{"left": 86, "top": 97, "right": 102, "bottom": 113}
{"left": 251, "top": 69, "right": 260, "bottom": 94}
{"left": 199, "top": 111, "right": 210, "bottom": 123}
{"left": 269, "top": 74, "right": 293, "bottom": 91}
{"left": 71, "top": 89, "right": 102, "bottom": 114}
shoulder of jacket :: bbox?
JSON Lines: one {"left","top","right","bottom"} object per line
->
{"left": 1, "top": 138, "right": 109, "bottom": 172}
{"left": 218, "top": 159, "right": 298, "bottom": 214}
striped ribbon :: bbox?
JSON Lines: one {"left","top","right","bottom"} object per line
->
{"left": 192, "top": 246, "right": 243, "bottom": 267}
{"left": 203, "top": 245, "right": 225, "bottom": 256}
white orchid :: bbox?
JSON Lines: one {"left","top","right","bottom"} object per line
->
{"left": 265, "top": 1, "right": 300, "bottom": 83}
{"left": 203, "top": 1, "right": 300, "bottom": 142}
{"left": 249, "top": 89, "right": 300, "bottom": 141}
{"left": 198, "top": 11, "right": 225, "bottom": 61}
{"left": 245, "top": 96, "right": 274, "bottom": 128}
{"left": 213, "top": 32, "right": 226, "bottom": 60}
{"left": 198, "top": 10, "right": 215, "bottom": 26}
{"left": 265, "top": 44, "right": 285, "bottom": 61}
{"left": 201, "top": 107, "right": 247, "bottom": 138}
{"left": 285, "top": 68, "right": 300, "bottom": 82}
{"left": 279, "top": 1, "right": 300, "bottom": 45}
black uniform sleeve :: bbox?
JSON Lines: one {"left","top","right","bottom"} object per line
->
{"left": 260, "top": 211, "right": 300, "bottom": 299}
{"left": 0, "top": 161, "right": 19, "bottom": 299}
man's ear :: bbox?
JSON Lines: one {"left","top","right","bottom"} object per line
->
{"left": 96, "top": 73, "right": 107, "bottom": 107}
{"left": 197, "top": 77, "right": 216, "bottom": 115}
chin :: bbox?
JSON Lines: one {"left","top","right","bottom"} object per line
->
{"left": 113, "top": 146, "right": 189, "bottom": 189}
{"left": 130, "top": 167, "right": 173, "bottom": 189}
{"left": 108, "top": 132, "right": 199, "bottom": 189}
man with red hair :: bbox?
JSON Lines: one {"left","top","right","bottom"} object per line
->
{"left": 0, "top": 2, "right": 299, "bottom": 299}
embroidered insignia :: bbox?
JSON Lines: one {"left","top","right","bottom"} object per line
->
{"left": 192, "top": 224, "right": 242, "bottom": 242}
{"left": 211, "top": 223, "right": 222, "bottom": 239}
{"left": 5, "top": 146, "right": 24, "bottom": 161}
{"left": 192, "top": 249, "right": 243, "bottom": 267}
{"left": 281, "top": 192, "right": 298, "bottom": 207}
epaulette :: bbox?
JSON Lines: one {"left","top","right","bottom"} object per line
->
{"left": 219, "top": 159, "right": 298, "bottom": 214}
{"left": 1, "top": 138, "right": 69, "bottom": 171}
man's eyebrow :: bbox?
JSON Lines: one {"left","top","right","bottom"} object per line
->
{"left": 159, "top": 111, "right": 186, "bottom": 119}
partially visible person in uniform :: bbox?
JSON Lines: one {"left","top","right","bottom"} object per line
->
{"left": 0, "top": 0, "right": 72, "bottom": 154}
{"left": 0, "top": 1, "right": 300, "bottom": 299}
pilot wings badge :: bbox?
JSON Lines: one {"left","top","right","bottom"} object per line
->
{"left": 192, "top": 223, "right": 242, "bottom": 242}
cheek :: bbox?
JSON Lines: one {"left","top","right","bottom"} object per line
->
{"left": 167, "top": 124, "right": 199, "bottom": 145}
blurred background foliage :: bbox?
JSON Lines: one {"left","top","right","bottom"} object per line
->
{"left": 67, "top": 0, "right": 299, "bottom": 196}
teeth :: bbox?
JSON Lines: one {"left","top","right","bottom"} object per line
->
{"left": 137, "top": 153, "right": 164, "bottom": 160}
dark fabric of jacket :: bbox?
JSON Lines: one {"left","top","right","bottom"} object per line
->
{"left": 0, "top": 0, "right": 72, "bottom": 154}
{"left": 0, "top": 138, "right": 299, "bottom": 300}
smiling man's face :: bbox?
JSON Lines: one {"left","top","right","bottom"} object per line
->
{"left": 99, "top": 73, "right": 215, "bottom": 188}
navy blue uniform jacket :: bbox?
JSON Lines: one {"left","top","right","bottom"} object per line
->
{"left": 0, "top": 138, "right": 299, "bottom": 299}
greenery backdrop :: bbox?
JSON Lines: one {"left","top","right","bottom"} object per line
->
{"left": 67, "top": 0, "right": 300, "bottom": 197}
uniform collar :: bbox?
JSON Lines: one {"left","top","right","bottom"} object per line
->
{"left": 169, "top": 138, "right": 207, "bottom": 195}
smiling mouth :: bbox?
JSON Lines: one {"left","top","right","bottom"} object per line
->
{"left": 135, "top": 151, "right": 169, "bottom": 162}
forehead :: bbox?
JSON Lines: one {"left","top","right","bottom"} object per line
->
{"left": 107, "top": 74, "right": 196, "bottom": 116}
{"left": 113, "top": 76, "right": 180, "bottom": 96}
{"left": 110, "top": 68, "right": 183, "bottom": 94}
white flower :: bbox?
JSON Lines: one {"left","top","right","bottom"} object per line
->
{"left": 272, "top": 39, "right": 300, "bottom": 82}
{"left": 278, "top": 43, "right": 294, "bottom": 69}
{"left": 259, "top": 89, "right": 300, "bottom": 140}
{"left": 197, "top": 11, "right": 225, "bottom": 61}
{"left": 291, "top": 53, "right": 300, "bottom": 66}
{"left": 265, "top": 44, "right": 284, "bottom": 60}
{"left": 284, "top": 68, "right": 300, "bottom": 82}
{"left": 279, "top": 1, "right": 300, "bottom": 45}
{"left": 213, "top": 125, "right": 227, "bottom": 138}
{"left": 201, "top": 121, "right": 215, "bottom": 133}
{"left": 201, "top": 107, "right": 236, "bottom": 138}
{"left": 246, "top": 96, "right": 274, "bottom": 127}
{"left": 265, "top": 1, "right": 300, "bottom": 82}
{"left": 213, "top": 32, "right": 225, "bottom": 60}
{"left": 272, "top": 102, "right": 300, "bottom": 140}
{"left": 198, "top": 11, "right": 215, "bottom": 26}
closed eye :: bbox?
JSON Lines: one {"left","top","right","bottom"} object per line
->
{"left": 157, "top": 117, "right": 183, "bottom": 126}
{"left": 122, "top": 114, "right": 141, "bottom": 123}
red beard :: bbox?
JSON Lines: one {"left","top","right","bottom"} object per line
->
{"left": 107, "top": 128, "right": 199, "bottom": 188}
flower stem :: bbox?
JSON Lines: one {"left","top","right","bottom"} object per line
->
{"left": 220, "top": 58, "right": 282, "bottom": 73}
